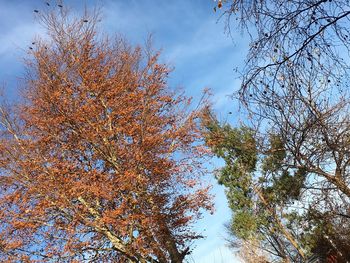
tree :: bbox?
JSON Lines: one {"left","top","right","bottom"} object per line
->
{"left": 207, "top": 0, "right": 350, "bottom": 261}
{"left": 201, "top": 106, "right": 350, "bottom": 262}
{"left": 200, "top": 110, "right": 307, "bottom": 262}
{"left": 213, "top": 2, "right": 350, "bottom": 199}
{"left": 215, "top": 0, "right": 350, "bottom": 96}
{"left": 0, "top": 7, "right": 212, "bottom": 263}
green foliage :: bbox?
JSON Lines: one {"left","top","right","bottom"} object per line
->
{"left": 264, "top": 168, "right": 306, "bottom": 204}
{"left": 298, "top": 210, "right": 350, "bottom": 260}
{"left": 230, "top": 210, "right": 258, "bottom": 239}
{"left": 201, "top": 111, "right": 262, "bottom": 239}
{"left": 201, "top": 110, "right": 308, "bottom": 260}
{"left": 206, "top": 122, "right": 257, "bottom": 207}
{"left": 260, "top": 134, "right": 306, "bottom": 204}
{"left": 205, "top": 123, "right": 257, "bottom": 174}
{"left": 261, "top": 134, "right": 286, "bottom": 174}
{"left": 203, "top": 113, "right": 260, "bottom": 234}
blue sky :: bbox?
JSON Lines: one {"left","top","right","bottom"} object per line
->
{"left": 0, "top": 1, "right": 249, "bottom": 262}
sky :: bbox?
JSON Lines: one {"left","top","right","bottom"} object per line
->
{"left": 0, "top": 0, "right": 249, "bottom": 262}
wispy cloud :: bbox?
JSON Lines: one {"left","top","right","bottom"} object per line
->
{"left": 0, "top": 23, "right": 42, "bottom": 57}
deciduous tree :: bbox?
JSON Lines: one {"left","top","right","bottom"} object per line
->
{"left": 0, "top": 8, "right": 212, "bottom": 263}
{"left": 215, "top": 0, "right": 350, "bottom": 95}
{"left": 206, "top": 1, "right": 350, "bottom": 261}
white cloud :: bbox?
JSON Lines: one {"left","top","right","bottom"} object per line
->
{"left": 0, "top": 23, "right": 42, "bottom": 57}
{"left": 192, "top": 245, "right": 242, "bottom": 263}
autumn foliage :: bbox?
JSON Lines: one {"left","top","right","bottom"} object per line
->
{"left": 0, "top": 9, "right": 212, "bottom": 263}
